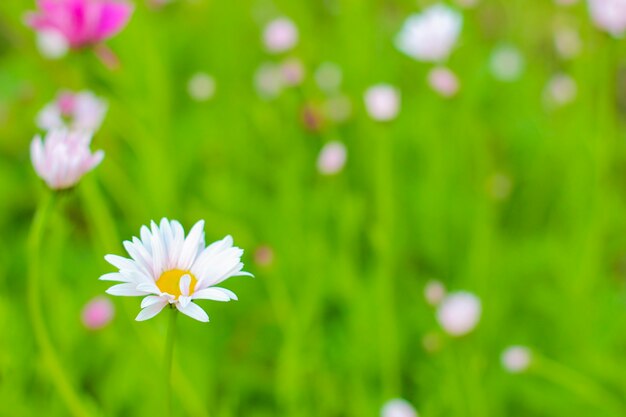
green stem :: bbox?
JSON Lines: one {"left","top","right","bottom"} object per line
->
{"left": 165, "top": 307, "right": 178, "bottom": 417}
{"left": 27, "top": 191, "right": 94, "bottom": 417}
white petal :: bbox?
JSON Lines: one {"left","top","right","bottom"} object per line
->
{"left": 106, "top": 283, "right": 148, "bottom": 296}
{"left": 141, "top": 295, "right": 165, "bottom": 308}
{"left": 177, "top": 220, "right": 205, "bottom": 270}
{"left": 178, "top": 295, "right": 191, "bottom": 309}
{"left": 179, "top": 274, "right": 191, "bottom": 296}
{"left": 136, "top": 301, "right": 168, "bottom": 321}
{"left": 98, "top": 272, "right": 130, "bottom": 282}
{"left": 104, "top": 254, "right": 138, "bottom": 271}
{"left": 137, "top": 282, "right": 160, "bottom": 294}
{"left": 176, "top": 302, "right": 209, "bottom": 322}
{"left": 192, "top": 287, "right": 233, "bottom": 302}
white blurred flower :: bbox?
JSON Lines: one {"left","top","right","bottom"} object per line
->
{"left": 36, "top": 29, "right": 69, "bottom": 59}
{"left": 30, "top": 129, "right": 104, "bottom": 190}
{"left": 544, "top": 73, "right": 577, "bottom": 107}
{"left": 587, "top": 0, "right": 626, "bottom": 36}
{"left": 324, "top": 95, "right": 352, "bottom": 123}
{"left": 37, "top": 90, "right": 107, "bottom": 132}
{"left": 187, "top": 72, "right": 216, "bottom": 102}
{"left": 101, "top": 219, "right": 252, "bottom": 322}
{"left": 501, "top": 345, "right": 532, "bottom": 373}
{"left": 254, "top": 62, "right": 283, "bottom": 99}
{"left": 554, "top": 27, "right": 582, "bottom": 59}
{"left": 381, "top": 399, "right": 418, "bottom": 417}
{"left": 315, "top": 62, "right": 343, "bottom": 93}
{"left": 436, "top": 291, "right": 481, "bottom": 336}
{"left": 280, "top": 57, "right": 305, "bottom": 86}
{"left": 424, "top": 280, "right": 446, "bottom": 306}
{"left": 317, "top": 141, "right": 347, "bottom": 175}
{"left": 490, "top": 44, "right": 524, "bottom": 82}
{"left": 428, "top": 67, "right": 459, "bottom": 97}
{"left": 263, "top": 17, "right": 298, "bottom": 53}
{"left": 364, "top": 84, "right": 400, "bottom": 121}
{"left": 395, "top": 4, "right": 463, "bottom": 63}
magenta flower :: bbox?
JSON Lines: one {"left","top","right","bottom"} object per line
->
{"left": 26, "top": 0, "right": 133, "bottom": 49}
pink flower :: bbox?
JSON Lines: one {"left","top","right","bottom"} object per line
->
{"left": 31, "top": 129, "right": 104, "bottom": 190}
{"left": 254, "top": 245, "right": 275, "bottom": 267}
{"left": 81, "top": 296, "right": 114, "bottom": 330}
{"left": 427, "top": 67, "right": 460, "bottom": 97}
{"left": 364, "top": 84, "right": 400, "bottom": 121}
{"left": 588, "top": 0, "right": 626, "bottom": 36}
{"left": 26, "top": 0, "right": 134, "bottom": 49}
{"left": 263, "top": 17, "right": 298, "bottom": 53}
{"left": 317, "top": 141, "right": 347, "bottom": 175}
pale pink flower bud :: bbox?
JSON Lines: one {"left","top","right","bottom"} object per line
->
{"left": 81, "top": 296, "right": 114, "bottom": 330}
{"left": 364, "top": 84, "right": 400, "bottom": 121}
{"left": 31, "top": 129, "right": 104, "bottom": 190}
{"left": 428, "top": 67, "right": 460, "bottom": 97}
{"left": 324, "top": 95, "right": 353, "bottom": 123}
{"left": 544, "top": 73, "right": 577, "bottom": 107}
{"left": 37, "top": 90, "right": 108, "bottom": 133}
{"left": 187, "top": 73, "right": 216, "bottom": 102}
{"left": 381, "top": 399, "right": 418, "bottom": 417}
{"left": 263, "top": 17, "right": 298, "bottom": 53}
{"left": 317, "top": 141, "right": 347, "bottom": 175}
{"left": 254, "top": 63, "right": 283, "bottom": 99}
{"left": 587, "top": 0, "right": 626, "bottom": 36}
{"left": 280, "top": 58, "right": 305, "bottom": 86}
{"left": 501, "top": 346, "right": 532, "bottom": 373}
{"left": 490, "top": 44, "right": 524, "bottom": 82}
{"left": 554, "top": 28, "right": 582, "bottom": 59}
{"left": 315, "top": 62, "right": 343, "bottom": 93}
{"left": 254, "top": 245, "right": 275, "bottom": 267}
{"left": 395, "top": 4, "right": 463, "bottom": 63}
{"left": 424, "top": 280, "right": 446, "bottom": 306}
{"left": 436, "top": 291, "right": 481, "bottom": 336}
{"left": 26, "top": 0, "right": 134, "bottom": 49}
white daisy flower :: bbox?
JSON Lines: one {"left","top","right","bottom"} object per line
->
{"left": 101, "top": 218, "right": 252, "bottom": 322}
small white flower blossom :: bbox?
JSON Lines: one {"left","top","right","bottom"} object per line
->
{"left": 381, "top": 398, "right": 418, "bottom": 417}
{"left": 587, "top": 0, "right": 626, "bottom": 36}
{"left": 30, "top": 129, "right": 104, "bottom": 190}
{"left": 395, "top": 4, "right": 463, "bottom": 63}
{"left": 37, "top": 90, "right": 108, "bottom": 133}
{"left": 101, "top": 219, "right": 252, "bottom": 322}
{"left": 436, "top": 291, "right": 481, "bottom": 336}
{"left": 263, "top": 17, "right": 298, "bottom": 53}
{"left": 317, "top": 141, "right": 347, "bottom": 175}
{"left": 501, "top": 345, "right": 532, "bottom": 373}
{"left": 187, "top": 72, "right": 216, "bottom": 102}
{"left": 364, "top": 84, "right": 400, "bottom": 121}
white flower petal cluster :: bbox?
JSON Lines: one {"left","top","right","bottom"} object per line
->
{"left": 101, "top": 218, "right": 251, "bottom": 322}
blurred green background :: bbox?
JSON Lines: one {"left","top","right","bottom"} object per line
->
{"left": 1, "top": 0, "right": 626, "bottom": 416}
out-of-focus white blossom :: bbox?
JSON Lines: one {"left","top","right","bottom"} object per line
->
{"left": 395, "top": 4, "right": 463, "bottom": 63}
{"left": 436, "top": 291, "right": 481, "bottom": 336}
{"left": 364, "top": 84, "right": 400, "bottom": 121}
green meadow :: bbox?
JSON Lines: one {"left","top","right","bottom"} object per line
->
{"left": 0, "top": 0, "right": 625, "bottom": 416}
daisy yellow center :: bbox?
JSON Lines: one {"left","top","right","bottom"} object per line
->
{"left": 156, "top": 269, "right": 197, "bottom": 298}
